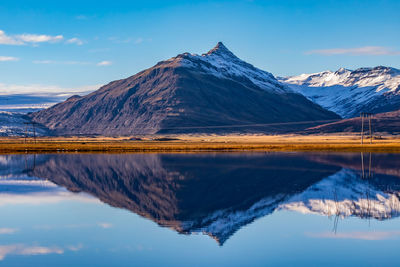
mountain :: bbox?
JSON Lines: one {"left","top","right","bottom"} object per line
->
{"left": 0, "top": 111, "right": 49, "bottom": 137}
{"left": 305, "top": 109, "right": 400, "bottom": 134}
{"left": 29, "top": 42, "right": 338, "bottom": 136}
{"left": 280, "top": 66, "right": 400, "bottom": 118}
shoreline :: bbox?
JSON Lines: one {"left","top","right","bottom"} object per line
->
{"left": 1, "top": 135, "right": 400, "bottom": 153}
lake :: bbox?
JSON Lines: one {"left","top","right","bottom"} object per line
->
{"left": 1, "top": 152, "right": 400, "bottom": 266}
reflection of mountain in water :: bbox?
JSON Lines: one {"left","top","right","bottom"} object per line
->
{"left": 3, "top": 152, "right": 400, "bottom": 245}
{"left": 30, "top": 153, "right": 338, "bottom": 245}
{"left": 280, "top": 168, "right": 400, "bottom": 220}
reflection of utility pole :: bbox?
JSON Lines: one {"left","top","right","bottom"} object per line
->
{"left": 23, "top": 154, "right": 36, "bottom": 173}
{"left": 332, "top": 187, "right": 340, "bottom": 234}
{"left": 360, "top": 152, "right": 373, "bottom": 180}
{"left": 360, "top": 113, "right": 373, "bottom": 145}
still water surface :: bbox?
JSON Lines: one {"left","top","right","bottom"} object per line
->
{"left": 1, "top": 152, "right": 400, "bottom": 266}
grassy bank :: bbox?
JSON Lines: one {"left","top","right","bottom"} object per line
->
{"left": 1, "top": 134, "right": 400, "bottom": 153}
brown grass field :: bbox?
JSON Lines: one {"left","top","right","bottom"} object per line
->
{"left": 1, "top": 134, "right": 400, "bottom": 153}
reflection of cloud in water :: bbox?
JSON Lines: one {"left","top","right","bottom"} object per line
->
{"left": 98, "top": 223, "right": 112, "bottom": 229}
{"left": 306, "top": 231, "right": 400, "bottom": 240}
{"left": 0, "top": 244, "right": 63, "bottom": 261}
{"left": 0, "top": 177, "right": 98, "bottom": 206}
{"left": 0, "top": 228, "right": 18, "bottom": 235}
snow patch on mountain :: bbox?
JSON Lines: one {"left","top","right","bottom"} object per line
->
{"left": 175, "top": 42, "right": 290, "bottom": 94}
{"left": 280, "top": 66, "right": 400, "bottom": 118}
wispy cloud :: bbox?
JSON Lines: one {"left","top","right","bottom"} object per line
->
{"left": 0, "top": 228, "right": 18, "bottom": 235}
{"left": 306, "top": 46, "right": 400, "bottom": 56}
{"left": 33, "top": 60, "right": 90, "bottom": 65}
{"left": 66, "top": 37, "right": 84, "bottom": 45}
{"left": 0, "top": 56, "right": 19, "bottom": 62}
{"left": 97, "top": 60, "right": 112, "bottom": 66}
{"left": 306, "top": 231, "right": 400, "bottom": 240}
{"left": 0, "top": 30, "right": 64, "bottom": 45}
{"left": 16, "top": 33, "right": 63, "bottom": 44}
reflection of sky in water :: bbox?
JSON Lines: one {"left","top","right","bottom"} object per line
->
{"left": 0, "top": 153, "right": 400, "bottom": 266}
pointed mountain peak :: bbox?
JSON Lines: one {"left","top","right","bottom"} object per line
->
{"left": 204, "top": 42, "right": 236, "bottom": 57}
{"left": 335, "top": 67, "right": 351, "bottom": 75}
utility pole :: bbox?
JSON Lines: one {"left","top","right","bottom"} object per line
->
{"left": 23, "top": 122, "right": 39, "bottom": 144}
{"left": 361, "top": 113, "right": 364, "bottom": 145}
{"left": 360, "top": 113, "right": 373, "bottom": 145}
{"left": 368, "top": 114, "right": 372, "bottom": 144}
{"left": 24, "top": 123, "right": 28, "bottom": 144}
{"left": 33, "top": 123, "right": 36, "bottom": 144}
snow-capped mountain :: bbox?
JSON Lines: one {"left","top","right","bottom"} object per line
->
{"left": 30, "top": 42, "right": 337, "bottom": 135}
{"left": 280, "top": 66, "right": 400, "bottom": 118}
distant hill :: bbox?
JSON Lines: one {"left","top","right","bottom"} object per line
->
{"left": 280, "top": 66, "right": 400, "bottom": 118}
{"left": 29, "top": 42, "right": 339, "bottom": 136}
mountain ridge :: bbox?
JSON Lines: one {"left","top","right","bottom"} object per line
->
{"left": 280, "top": 66, "right": 400, "bottom": 118}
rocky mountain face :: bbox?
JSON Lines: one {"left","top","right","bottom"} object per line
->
{"left": 29, "top": 42, "right": 338, "bottom": 136}
{"left": 280, "top": 66, "right": 400, "bottom": 118}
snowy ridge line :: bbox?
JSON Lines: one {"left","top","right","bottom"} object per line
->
{"left": 280, "top": 66, "right": 400, "bottom": 118}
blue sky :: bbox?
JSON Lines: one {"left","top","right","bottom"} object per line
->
{"left": 0, "top": 0, "right": 399, "bottom": 94}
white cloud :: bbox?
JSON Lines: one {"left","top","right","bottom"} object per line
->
{"left": 32, "top": 60, "right": 90, "bottom": 65}
{"left": 306, "top": 46, "right": 400, "bottom": 56}
{"left": 16, "top": 34, "right": 63, "bottom": 44}
{"left": 66, "top": 37, "right": 84, "bottom": 45}
{"left": 32, "top": 60, "right": 55, "bottom": 64}
{"left": 0, "top": 244, "right": 63, "bottom": 261}
{"left": 0, "top": 83, "right": 101, "bottom": 96}
{"left": 0, "top": 228, "right": 18, "bottom": 235}
{"left": 97, "top": 60, "right": 112, "bottom": 66}
{"left": 0, "top": 56, "right": 19, "bottom": 62}
{"left": 0, "top": 30, "right": 64, "bottom": 45}
{"left": 0, "top": 30, "right": 23, "bottom": 45}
